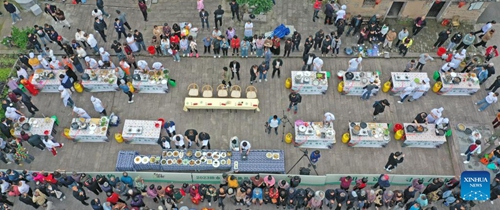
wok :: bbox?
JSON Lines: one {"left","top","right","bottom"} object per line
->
{"left": 21, "top": 123, "right": 31, "bottom": 131}
{"left": 452, "top": 77, "right": 461, "bottom": 84}
{"left": 71, "top": 122, "right": 80, "bottom": 130}
{"left": 360, "top": 122, "right": 367, "bottom": 129}
{"left": 464, "top": 128, "right": 473, "bottom": 135}
{"left": 345, "top": 72, "right": 354, "bottom": 80}
{"left": 133, "top": 74, "right": 141, "bottom": 81}
{"left": 349, "top": 122, "right": 356, "bottom": 128}
{"left": 406, "top": 125, "right": 416, "bottom": 132}
{"left": 435, "top": 129, "right": 445, "bottom": 136}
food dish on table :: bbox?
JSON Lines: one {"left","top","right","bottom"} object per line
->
{"left": 167, "top": 159, "right": 173, "bottom": 165}
{"left": 167, "top": 152, "right": 173, "bottom": 157}
{"left": 207, "top": 159, "right": 213, "bottom": 164}
{"left": 177, "top": 159, "right": 182, "bottom": 165}
{"left": 195, "top": 151, "right": 202, "bottom": 157}
{"left": 189, "top": 160, "right": 195, "bottom": 166}
{"left": 266, "top": 152, "right": 273, "bottom": 158}
{"left": 273, "top": 153, "right": 280, "bottom": 160}
{"left": 134, "top": 156, "right": 141, "bottom": 164}
{"left": 195, "top": 160, "right": 201, "bottom": 165}
{"left": 173, "top": 151, "right": 179, "bottom": 157}
{"left": 227, "top": 159, "right": 231, "bottom": 165}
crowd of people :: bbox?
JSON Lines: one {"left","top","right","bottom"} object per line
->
{"left": 1, "top": 168, "right": 498, "bottom": 210}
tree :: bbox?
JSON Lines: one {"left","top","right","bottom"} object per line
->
{"left": 237, "top": 0, "right": 274, "bottom": 15}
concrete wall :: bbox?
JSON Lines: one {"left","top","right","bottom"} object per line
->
{"left": 340, "top": 0, "right": 486, "bottom": 23}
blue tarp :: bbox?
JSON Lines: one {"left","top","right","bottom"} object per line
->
{"left": 272, "top": 24, "right": 290, "bottom": 39}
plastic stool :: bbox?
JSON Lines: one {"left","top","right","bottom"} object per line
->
{"left": 51, "top": 115, "right": 59, "bottom": 126}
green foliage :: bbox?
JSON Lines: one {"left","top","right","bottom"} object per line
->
{"left": 10, "top": 26, "right": 31, "bottom": 52}
{"left": 0, "top": 68, "right": 11, "bottom": 82}
{"left": 237, "top": 0, "right": 274, "bottom": 14}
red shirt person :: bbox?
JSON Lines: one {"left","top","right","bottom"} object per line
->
{"left": 485, "top": 45, "right": 499, "bottom": 62}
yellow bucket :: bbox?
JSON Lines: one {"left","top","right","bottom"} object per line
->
{"left": 285, "top": 78, "right": 292, "bottom": 89}
{"left": 10, "top": 129, "right": 15, "bottom": 136}
{"left": 127, "top": 82, "right": 135, "bottom": 93}
{"left": 394, "top": 129, "right": 404, "bottom": 140}
{"left": 74, "top": 82, "right": 83, "bottom": 93}
{"left": 342, "top": 133, "right": 350, "bottom": 143}
{"left": 382, "top": 81, "right": 391, "bottom": 93}
{"left": 115, "top": 133, "right": 124, "bottom": 143}
{"left": 285, "top": 133, "right": 293, "bottom": 144}
{"left": 432, "top": 81, "right": 442, "bottom": 93}
{"left": 63, "top": 128, "right": 74, "bottom": 140}
{"left": 337, "top": 81, "right": 344, "bottom": 93}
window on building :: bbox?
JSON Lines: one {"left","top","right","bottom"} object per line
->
{"left": 362, "top": 0, "right": 376, "bottom": 7}
{"left": 468, "top": 2, "right": 484, "bottom": 10}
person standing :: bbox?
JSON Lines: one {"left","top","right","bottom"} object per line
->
{"left": 382, "top": 28, "right": 397, "bottom": 50}
{"left": 432, "top": 29, "right": 451, "bottom": 49}
{"left": 199, "top": 132, "right": 211, "bottom": 149}
{"left": 283, "top": 38, "right": 292, "bottom": 57}
{"left": 199, "top": 9, "right": 209, "bottom": 30}
{"left": 312, "top": 0, "right": 321, "bottom": 22}
{"left": 4, "top": 0, "right": 20, "bottom": 24}
{"left": 309, "top": 150, "right": 321, "bottom": 167}
{"left": 96, "top": 0, "right": 110, "bottom": 18}
{"left": 138, "top": 0, "right": 148, "bottom": 22}
{"left": 474, "top": 29, "right": 495, "bottom": 48}
{"left": 197, "top": 0, "right": 204, "bottom": 12}
{"left": 27, "top": 33, "right": 43, "bottom": 53}
{"left": 214, "top": 5, "right": 224, "bottom": 28}
{"left": 222, "top": 67, "right": 232, "bottom": 88}
{"left": 395, "top": 28, "right": 408, "bottom": 47}
{"left": 287, "top": 91, "right": 302, "bottom": 114}
{"left": 267, "top": 115, "right": 281, "bottom": 135}
{"left": 240, "top": 38, "right": 249, "bottom": 58}
{"left": 258, "top": 62, "right": 268, "bottom": 82}
{"left": 324, "top": 1, "right": 334, "bottom": 25}
{"left": 384, "top": 152, "right": 404, "bottom": 172}
{"left": 455, "top": 32, "right": 475, "bottom": 51}
{"left": 229, "top": 60, "right": 240, "bottom": 80}
{"left": 44, "top": 3, "right": 57, "bottom": 22}
{"left": 485, "top": 45, "right": 499, "bottom": 62}
{"left": 250, "top": 64, "right": 258, "bottom": 84}
{"left": 292, "top": 31, "right": 301, "bottom": 52}
{"left": 118, "top": 80, "right": 134, "bottom": 103}
{"left": 312, "top": 56, "right": 323, "bottom": 71}
{"left": 404, "top": 60, "right": 416, "bottom": 72}
{"left": 116, "top": 10, "right": 131, "bottom": 31}
{"left": 72, "top": 185, "right": 90, "bottom": 206}
{"left": 229, "top": 0, "right": 240, "bottom": 21}
{"left": 474, "top": 20, "right": 496, "bottom": 35}
{"left": 486, "top": 76, "right": 500, "bottom": 92}
{"left": 272, "top": 58, "right": 283, "bottom": 79}
{"left": 133, "top": 30, "right": 146, "bottom": 52}
{"left": 42, "top": 136, "right": 64, "bottom": 156}
{"left": 475, "top": 92, "right": 499, "bottom": 112}
{"left": 91, "top": 96, "right": 106, "bottom": 116}
{"left": 446, "top": 32, "right": 462, "bottom": 51}
{"left": 416, "top": 53, "right": 434, "bottom": 71}
{"left": 347, "top": 57, "right": 362, "bottom": 72}
{"left": 372, "top": 174, "right": 390, "bottom": 191}
{"left": 373, "top": 99, "right": 390, "bottom": 120}
{"left": 94, "top": 17, "right": 107, "bottom": 42}
{"left": 114, "top": 18, "right": 127, "bottom": 40}
{"left": 55, "top": 8, "right": 71, "bottom": 29}
{"left": 398, "top": 37, "right": 413, "bottom": 57}
{"left": 461, "top": 140, "right": 482, "bottom": 164}
{"left": 16, "top": 94, "right": 39, "bottom": 117}
{"left": 184, "top": 129, "right": 198, "bottom": 147}
{"left": 412, "top": 16, "right": 426, "bottom": 36}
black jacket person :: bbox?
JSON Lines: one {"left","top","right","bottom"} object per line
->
{"left": 384, "top": 152, "right": 404, "bottom": 171}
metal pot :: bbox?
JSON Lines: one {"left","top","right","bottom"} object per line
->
{"left": 464, "top": 128, "right": 473, "bottom": 135}
{"left": 345, "top": 72, "right": 354, "bottom": 80}
{"left": 352, "top": 125, "right": 361, "bottom": 135}
{"left": 349, "top": 122, "right": 356, "bottom": 128}
{"left": 452, "top": 77, "right": 461, "bottom": 84}
{"left": 360, "top": 122, "right": 367, "bottom": 129}
{"left": 435, "top": 129, "right": 445, "bottom": 136}
{"left": 71, "top": 122, "right": 80, "bottom": 130}
{"left": 81, "top": 73, "right": 90, "bottom": 80}
{"left": 21, "top": 123, "right": 31, "bottom": 131}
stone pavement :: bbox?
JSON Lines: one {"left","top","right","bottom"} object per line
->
{"left": 0, "top": 1, "right": 499, "bottom": 209}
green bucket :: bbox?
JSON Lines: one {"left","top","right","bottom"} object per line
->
{"left": 168, "top": 79, "right": 176, "bottom": 87}
{"left": 326, "top": 71, "right": 331, "bottom": 78}
{"left": 445, "top": 129, "right": 452, "bottom": 137}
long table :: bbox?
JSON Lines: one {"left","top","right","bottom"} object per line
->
{"left": 13, "top": 117, "right": 56, "bottom": 138}
{"left": 348, "top": 122, "right": 390, "bottom": 148}
{"left": 31, "top": 69, "right": 119, "bottom": 92}
{"left": 132, "top": 80, "right": 169, "bottom": 93}
{"left": 294, "top": 121, "right": 335, "bottom": 149}
{"left": 342, "top": 71, "right": 380, "bottom": 96}
{"left": 68, "top": 118, "right": 109, "bottom": 142}
{"left": 122, "top": 120, "right": 162, "bottom": 145}
{"left": 291, "top": 71, "right": 328, "bottom": 95}
{"left": 232, "top": 150, "right": 285, "bottom": 174}
{"left": 183, "top": 97, "right": 260, "bottom": 112}
{"left": 157, "top": 149, "right": 232, "bottom": 172}
{"left": 438, "top": 72, "right": 480, "bottom": 96}
{"left": 402, "top": 123, "right": 447, "bottom": 148}
{"left": 390, "top": 72, "right": 429, "bottom": 96}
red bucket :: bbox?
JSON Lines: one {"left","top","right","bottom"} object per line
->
{"left": 393, "top": 123, "right": 403, "bottom": 132}
{"left": 148, "top": 46, "right": 156, "bottom": 55}
{"left": 157, "top": 118, "right": 165, "bottom": 127}
{"left": 437, "top": 47, "right": 447, "bottom": 57}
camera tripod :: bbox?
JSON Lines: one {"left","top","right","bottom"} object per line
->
{"left": 286, "top": 149, "right": 319, "bottom": 175}
{"left": 281, "top": 110, "right": 294, "bottom": 142}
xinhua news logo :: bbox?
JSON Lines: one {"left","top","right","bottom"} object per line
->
{"left": 461, "top": 171, "right": 490, "bottom": 201}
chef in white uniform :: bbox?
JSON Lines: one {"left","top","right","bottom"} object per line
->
{"left": 73, "top": 106, "right": 91, "bottom": 119}
{"left": 323, "top": 112, "right": 335, "bottom": 126}
{"left": 137, "top": 60, "right": 150, "bottom": 72}
{"left": 450, "top": 49, "right": 466, "bottom": 69}
{"left": 91, "top": 96, "right": 106, "bottom": 116}
{"left": 427, "top": 107, "right": 444, "bottom": 123}
{"left": 347, "top": 57, "right": 362, "bottom": 72}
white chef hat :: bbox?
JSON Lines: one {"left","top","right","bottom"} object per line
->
{"left": 29, "top": 52, "right": 34, "bottom": 58}
{"left": 341, "top": 5, "right": 347, "bottom": 10}
{"left": 438, "top": 107, "right": 444, "bottom": 113}
{"left": 98, "top": 60, "right": 104, "bottom": 66}
{"left": 58, "top": 85, "right": 64, "bottom": 91}
{"left": 461, "top": 49, "right": 466, "bottom": 55}
{"left": 84, "top": 56, "right": 90, "bottom": 62}
{"left": 51, "top": 56, "right": 57, "bottom": 62}
{"left": 369, "top": 78, "right": 375, "bottom": 83}
{"left": 73, "top": 106, "right": 79, "bottom": 112}
{"left": 91, "top": 96, "right": 96, "bottom": 102}
{"left": 37, "top": 55, "right": 43, "bottom": 60}
{"left": 120, "top": 79, "right": 125, "bottom": 84}
{"left": 99, "top": 47, "right": 105, "bottom": 53}
{"left": 443, "top": 118, "right": 449, "bottom": 124}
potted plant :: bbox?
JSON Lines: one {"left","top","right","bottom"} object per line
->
{"left": 237, "top": 0, "right": 274, "bottom": 15}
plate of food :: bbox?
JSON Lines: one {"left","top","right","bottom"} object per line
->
{"left": 207, "top": 152, "right": 212, "bottom": 157}
{"left": 200, "top": 157, "right": 207, "bottom": 163}
{"left": 173, "top": 151, "right": 179, "bottom": 157}
{"left": 234, "top": 161, "right": 238, "bottom": 169}
{"left": 149, "top": 156, "right": 156, "bottom": 163}
{"left": 221, "top": 160, "right": 226, "bottom": 165}
{"left": 212, "top": 160, "right": 220, "bottom": 168}
{"left": 195, "top": 160, "right": 201, "bottom": 165}
{"left": 220, "top": 152, "right": 227, "bottom": 158}
{"left": 227, "top": 159, "right": 231, "bottom": 165}
{"left": 195, "top": 151, "right": 202, "bottom": 158}
{"left": 167, "top": 159, "right": 173, "bottom": 165}
{"left": 202, "top": 152, "right": 207, "bottom": 156}
{"left": 272, "top": 153, "right": 280, "bottom": 160}
{"left": 134, "top": 156, "right": 141, "bottom": 164}
{"left": 266, "top": 152, "right": 273, "bottom": 158}
{"left": 183, "top": 159, "right": 189, "bottom": 165}
{"left": 227, "top": 151, "right": 232, "bottom": 157}
{"left": 167, "top": 151, "right": 173, "bottom": 157}
{"left": 141, "top": 156, "right": 149, "bottom": 164}
{"left": 176, "top": 159, "right": 183, "bottom": 165}
{"left": 186, "top": 150, "right": 193, "bottom": 157}
{"left": 161, "top": 159, "right": 167, "bottom": 165}
{"left": 212, "top": 154, "right": 220, "bottom": 160}
{"left": 162, "top": 151, "right": 168, "bottom": 157}
{"left": 207, "top": 159, "right": 213, "bottom": 164}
